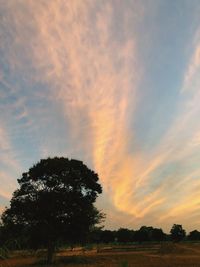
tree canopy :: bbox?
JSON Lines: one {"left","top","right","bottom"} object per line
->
{"left": 1, "top": 157, "right": 103, "bottom": 263}
{"left": 170, "top": 224, "right": 186, "bottom": 242}
{"left": 187, "top": 230, "right": 200, "bottom": 241}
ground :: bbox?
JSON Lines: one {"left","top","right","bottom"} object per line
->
{"left": 1, "top": 243, "right": 200, "bottom": 267}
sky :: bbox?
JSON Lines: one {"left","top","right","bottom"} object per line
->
{"left": 0, "top": 0, "right": 200, "bottom": 233}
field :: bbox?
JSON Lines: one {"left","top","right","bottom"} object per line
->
{"left": 1, "top": 243, "right": 200, "bottom": 267}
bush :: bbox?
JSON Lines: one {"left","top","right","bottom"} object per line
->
{"left": 119, "top": 260, "right": 128, "bottom": 267}
{"left": 0, "top": 246, "right": 9, "bottom": 259}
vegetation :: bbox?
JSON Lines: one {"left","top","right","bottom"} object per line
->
{"left": 1, "top": 157, "right": 103, "bottom": 263}
{"left": 188, "top": 230, "right": 200, "bottom": 241}
{"left": 1, "top": 243, "right": 200, "bottom": 267}
{"left": 1, "top": 157, "right": 200, "bottom": 267}
{"left": 170, "top": 224, "right": 186, "bottom": 242}
{"left": 88, "top": 224, "right": 200, "bottom": 244}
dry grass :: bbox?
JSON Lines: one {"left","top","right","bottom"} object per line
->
{"left": 1, "top": 243, "right": 200, "bottom": 267}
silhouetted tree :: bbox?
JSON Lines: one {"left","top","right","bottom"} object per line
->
{"left": 1, "top": 157, "right": 103, "bottom": 263}
{"left": 88, "top": 227, "right": 103, "bottom": 243}
{"left": 133, "top": 226, "right": 166, "bottom": 242}
{"left": 170, "top": 224, "right": 186, "bottom": 242}
{"left": 187, "top": 230, "right": 200, "bottom": 241}
{"left": 134, "top": 226, "right": 151, "bottom": 242}
{"left": 116, "top": 228, "right": 134, "bottom": 243}
{"left": 151, "top": 228, "right": 166, "bottom": 242}
{"left": 100, "top": 230, "right": 115, "bottom": 243}
{"left": 0, "top": 222, "right": 3, "bottom": 246}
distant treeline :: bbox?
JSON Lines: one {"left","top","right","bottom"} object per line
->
{"left": 89, "top": 225, "right": 200, "bottom": 244}
{"left": 1, "top": 223, "right": 200, "bottom": 250}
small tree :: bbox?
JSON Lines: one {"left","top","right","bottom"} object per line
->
{"left": 100, "top": 230, "right": 115, "bottom": 243}
{"left": 170, "top": 224, "right": 186, "bottom": 242}
{"left": 134, "top": 226, "right": 152, "bottom": 243}
{"left": 1, "top": 157, "right": 104, "bottom": 263}
{"left": 187, "top": 230, "right": 200, "bottom": 241}
{"left": 116, "top": 228, "right": 134, "bottom": 243}
{"left": 151, "top": 228, "right": 166, "bottom": 242}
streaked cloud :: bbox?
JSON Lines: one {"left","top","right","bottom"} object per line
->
{"left": 0, "top": 124, "right": 20, "bottom": 199}
{"left": 1, "top": 0, "right": 200, "bottom": 231}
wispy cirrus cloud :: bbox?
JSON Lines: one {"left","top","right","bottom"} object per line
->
{"left": 21, "top": 0, "right": 140, "bottom": 216}
{"left": 0, "top": 0, "right": 138, "bottom": 215}
{"left": 1, "top": 0, "right": 200, "bottom": 231}
{"left": 0, "top": 123, "right": 21, "bottom": 200}
{"left": 130, "top": 29, "right": 200, "bottom": 227}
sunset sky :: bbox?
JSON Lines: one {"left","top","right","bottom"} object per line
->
{"left": 1, "top": 0, "right": 200, "bottom": 232}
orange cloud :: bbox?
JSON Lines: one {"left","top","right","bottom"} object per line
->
{"left": 20, "top": 0, "right": 141, "bottom": 218}
{"left": 2, "top": 0, "right": 200, "bottom": 231}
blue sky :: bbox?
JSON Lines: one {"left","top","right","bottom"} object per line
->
{"left": 1, "top": 0, "right": 200, "bottom": 232}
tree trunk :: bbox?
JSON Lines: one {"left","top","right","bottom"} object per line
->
{"left": 47, "top": 240, "right": 55, "bottom": 264}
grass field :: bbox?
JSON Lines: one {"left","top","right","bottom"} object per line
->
{"left": 1, "top": 242, "right": 200, "bottom": 267}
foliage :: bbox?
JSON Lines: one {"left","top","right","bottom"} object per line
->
{"left": 170, "top": 224, "right": 186, "bottom": 242}
{"left": 116, "top": 228, "right": 134, "bottom": 243}
{"left": 187, "top": 230, "right": 200, "bottom": 241}
{"left": 1, "top": 157, "right": 103, "bottom": 263}
{"left": 134, "top": 226, "right": 153, "bottom": 242}
{"left": 89, "top": 226, "right": 167, "bottom": 244}
{"left": 119, "top": 260, "right": 129, "bottom": 267}
{"left": 151, "top": 228, "right": 166, "bottom": 241}
{"left": 101, "top": 230, "right": 116, "bottom": 243}
{"left": 0, "top": 246, "right": 9, "bottom": 260}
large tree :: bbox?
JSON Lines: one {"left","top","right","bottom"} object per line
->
{"left": 1, "top": 157, "right": 103, "bottom": 263}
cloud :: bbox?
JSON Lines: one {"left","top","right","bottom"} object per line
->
{"left": 1, "top": 0, "right": 200, "bottom": 231}
{"left": 130, "top": 29, "right": 200, "bottom": 225}
{"left": 0, "top": 124, "right": 20, "bottom": 201}
{"left": 0, "top": 125, "right": 20, "bottom": 171}
{"left": 8, "top": 1, "right": 140, "bottom": 217}
{"left": 183, "top": 30, "right": 200, "bottom": 92}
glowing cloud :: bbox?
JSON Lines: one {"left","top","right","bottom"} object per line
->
{"left": 11, "top": 1, "right": 140, "bottom": 216}
{"left": 1, "top": 0, "right": 200, "bottom": 231}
